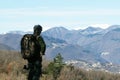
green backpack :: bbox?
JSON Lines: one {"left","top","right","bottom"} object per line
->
{"left": 21, "top": 34, "right": 40, "bottom": 59}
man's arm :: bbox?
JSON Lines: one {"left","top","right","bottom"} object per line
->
{"left": 38, "top": 36, "right": 46, "bottom": 55}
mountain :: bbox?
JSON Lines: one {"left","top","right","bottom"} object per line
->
{"left": 0, "top": 43, "right": 14, "bottom": 50}
{"left": 43, "top": 25, "right": 120, "bottom": 64}
{"left": 0, "top": 25, "right": 120, "bottom": 65}
{"left": 0, "top": 33, "right": 22, "bottom": 50}
{"left": 107, "top": 25, "right": 120, "bottom": 31}
{"left": 43, "top": 26, "right": 104, "bottom": 45}
{"left": 0, "top": 32, "right": 67, "bottom": 51}
{"left": 46, "top": 44, "right": 108, "bottom": 64}
{"left": 100, "top": 27, "right": 120, "bottom": 64}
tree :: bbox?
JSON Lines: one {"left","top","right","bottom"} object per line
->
{"left": 53, "top": 53, "right": 64, "bottom": 80}
{"left": 47, "top": 53, "right": 64, "bottom": 80}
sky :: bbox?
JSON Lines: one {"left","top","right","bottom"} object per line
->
{"left": 0, "top": 0, "right": 120, "bottom": 33}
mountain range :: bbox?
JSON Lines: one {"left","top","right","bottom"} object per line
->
{"left": 0, "top": 25, "right": 120, "bottom": 65}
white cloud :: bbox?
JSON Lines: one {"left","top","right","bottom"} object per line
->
{"left": 0, "top": 8, "right": 120, "bottom": 18}
{"left": 90, "top": 24, "right": 110, "bottom": 29}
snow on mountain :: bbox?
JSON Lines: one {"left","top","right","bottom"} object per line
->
{"left": 43, "top": 26, "right": 70, "bottom": 39}
{"left": 80, "top": 26, "right": 103, "bottom": 34}
{"left": 101, "top": 52, "right": 110, "bottom": 56}
{"left": 7, "top": 31, "right": 32, "bottom": 35}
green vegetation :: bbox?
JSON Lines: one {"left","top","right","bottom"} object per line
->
{"left": 0, "top": 50, "right": 120, "bottom": 80}
{"left": 45, "top": 53, "right": 64, "bottom": 80}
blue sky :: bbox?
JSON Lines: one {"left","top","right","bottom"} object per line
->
{"left": 0, "top": 0, "right": 120, "bottom": 33}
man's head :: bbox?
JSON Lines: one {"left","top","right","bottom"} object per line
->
{"left": 33, "top": 25, "right": 42, "bottom": 36}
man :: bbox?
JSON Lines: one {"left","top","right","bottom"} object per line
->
{"left": 33, "top": 24, "right": 46, "bottom": 56}
{"left": 27, "top": 25, "right": 46, "bottom": 80}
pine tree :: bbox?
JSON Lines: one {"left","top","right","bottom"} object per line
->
{"left": 47, "top": 53, "right": 64, "bottom": 80}
{"left": 53, "top": 53, "right": 64, "bottom": 80}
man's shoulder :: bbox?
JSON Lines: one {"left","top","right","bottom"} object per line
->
{"left": 36, "top": 36, "right": 44, "bottom": 41}
{"left": 37, "top": 35, "right": 43, "bottom": 39}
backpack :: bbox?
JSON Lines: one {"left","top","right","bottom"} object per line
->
{"left": 21, "top": 34, "right": 40, "bottom": 59}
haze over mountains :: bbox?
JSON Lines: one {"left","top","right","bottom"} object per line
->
{"left": 0, "top": 25, "right": 120, "bottom": 65}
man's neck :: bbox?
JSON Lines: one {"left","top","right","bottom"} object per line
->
{"left": 33, "top": 33, "right": 40, "bottom": 36}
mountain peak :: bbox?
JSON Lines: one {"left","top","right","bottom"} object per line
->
{"left": 81, "top": 26, "right": 103, "bottom": 34}
{"left": 43, "top": 26, "right": 69, "bottom": 35}
{"left": 85, "top": 26, "right": 102, "bottom": 31}
{"left": 46, "top": 26, "right": 68, "bottom": 32}
{"left": 43, "top": 26, "right": 69, "bottom": 39}
{"left": 107, "top": 25, "right": 120, "bottom": 30}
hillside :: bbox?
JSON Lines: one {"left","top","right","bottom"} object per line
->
{"left": 0, "top": 43, "right": 13, "bottom": 50}
{"left": 0, "top": 33, "right": 22, "bottom": 50}
{"left": 0, "top": 50, "right": 120, "bottom": 80}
